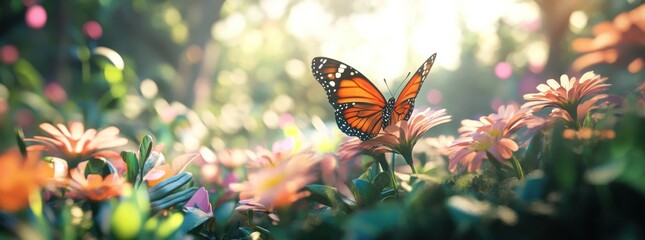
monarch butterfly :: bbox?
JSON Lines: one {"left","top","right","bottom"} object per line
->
{"left": 311, "top": 53, "right": 437, "bottom": 141}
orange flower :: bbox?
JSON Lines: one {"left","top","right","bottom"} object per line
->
{"left": 572, "top": 4, "right": 645, "bottom": 73}
{"left": 230, "top": 151, "right": 320, "bottom": 209}
{"left": 522, "top": 72, "right": 610, "bottom": 126}
{"left": 69, "top": 161, "right": 125, "bottom": 201}
{"left": 0, "top": 148, "right": 51, "bottom": 212}
{"left": 449, "top": 105, "right": 540, "bottom": 172}
{"left": 25, "top": 122, "right": 128, "bottom": 166}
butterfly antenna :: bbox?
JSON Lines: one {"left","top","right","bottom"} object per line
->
{"left": 384, "top": 78, "right": 394, "bottom": 97}
{"left": 393, "top": 72, "right": 411, "bottom": 94}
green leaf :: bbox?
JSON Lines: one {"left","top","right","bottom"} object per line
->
{"left": 150, "top": 187, "right": 198, "bottom": 211}
{"left": 546, "top": 124, "right": 578, "bottom": 190}
{"left": 14, "top": 59, "right": 44, "bottom": 91}
{"left": 350, "top": 179, "right": 379, "bottom": 207}
{"left": 371, "top": 172, "right": 391, "bottom": 192}
{"left": 344, "top": 203, "right": 400, "bottom": 239}
{"left": 304, "top": 184, "right": 352, "bottom": 213}
{"left": 523, "top": 131, "right": 544, "bottom": 172}
{"left": 121, "top": 151, "right": 139, "bottom": 184}
{"left": 139, "top": 135, "right": 154, "bottom": 176}
{"left": 14, "top": 128, "right": 27, "bottom": 157}
{"left": 254, "top": 225, "right": 272, "bottom": 239}
{"left": 214, "top": 201, "right": 236, "bottom": 229}
{"left": 85, "top": 158, "right": 109, "bottom": 177}
{"left": 180, "top": 208, "right": 213, "bottom": 234}
{"left": 148, "top": 172, "right": 194, "bottom": 201}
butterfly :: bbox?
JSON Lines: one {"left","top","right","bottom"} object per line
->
{"left": 311, "top": 53, "right": 436, "bottom": 141}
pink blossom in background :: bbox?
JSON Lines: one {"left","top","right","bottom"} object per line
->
{"left": 82, "top": 21, "right": 103, "bottom": 40}
{"left": 278, "top": 113, "right": 294, "bottom": 128}
{"left": 26, "top": 5, "right": 47, "bottom": 29}
{"left": 0, "top": 45, "right": 19, "bottom": 64}
{"left": 494, "top": 62, "right": 513, "bottom": 80}
{"left": 490, "top": 98, "right": 503, "bottom": 111}
{"left": 426, "top": 89, "right": 443, "bottom": 105}
{"left": 44, "top": 82, "right": 68, "bottom": 104}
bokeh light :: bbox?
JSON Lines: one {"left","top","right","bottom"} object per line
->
{"left": 82, "top": 21, "right": 103, "bottom": 40}
{"left": 494, "top": 62, "right": 513, "bottom": 80}
{"left": 426, "top": 89, "right": 443, "bottom": 105}
{"left": 44, "top": 82, "right": 68, "bottom": 104}
{"left": 0, "top": 45, "right": 19, "bottom": 64}
{"left": 25, "top": 5, "right": 47, "bottom": 29}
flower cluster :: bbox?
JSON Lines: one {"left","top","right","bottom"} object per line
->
{"left": 448, "top": 104, "right": 542, "bottom": 173}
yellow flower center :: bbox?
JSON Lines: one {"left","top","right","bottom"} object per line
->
{"left": 259, "top": 173, "right": 286, "bottom": 191}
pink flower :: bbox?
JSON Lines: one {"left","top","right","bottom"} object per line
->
{"left": 25, "top": 122, "right": 128, "bottom": 169}
{"left": 184, "top": 187, "right": 213, "bottom": 215}
{"left": 366, "top": 108, "right": 451, "bottom": 172}
{"left": 230, "top": 150, "right": 320, "bottom": 209}
{"left": 449, "top": 104, "right": 540, "bottom": 172}
{"left": 522, "top": 72, "right": 610, "bottom": 126}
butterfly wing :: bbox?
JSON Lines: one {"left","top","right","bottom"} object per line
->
{"left": 391, "top": 53, "right": 437, "bottom": 124}
{"left": 312, "top": 57, "right": 387, "bottom": 140}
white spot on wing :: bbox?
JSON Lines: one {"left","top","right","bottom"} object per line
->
{"left": 329, "top": 81, "right": 335, "bottom": 87}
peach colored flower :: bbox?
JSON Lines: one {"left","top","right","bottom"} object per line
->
{"left": 68, "top": 161, "right": 125, "bottom": 201}
{"left": 572, "top": 4, "right": 645, "bottom": 73}
{"left": 25, "top": 122, "right": 128, "bottom": 167}
{"left": 522, "top": 72, "right": 610, "bottom": 126}
{"left": 336, "top": 136, "right": 383, "bottom": 163}
{"left": 143, "top": 152, "right": 198, "bottom": 187}
{"left": 449, "top": 105, "right": 540, "bottom": 172}
{"left": 230, "top": 151, "right": 320, "bottom": 209}
{"left": 246, "top": 138, "right": 298, "bottom": 169}
{"left": 367, "top": 108, "right": 451, "bottom": 156}
{"left": 0, "top": 148, "right": 51, "bottom": 212}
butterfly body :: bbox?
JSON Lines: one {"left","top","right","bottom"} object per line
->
{"left": 312, "top": 54, "right": 436, "bottom": 140}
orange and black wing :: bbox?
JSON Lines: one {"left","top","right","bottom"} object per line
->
{"left": 312, "top": 57, "right": 387, "bottom": 140}
{"left": 391, "top": 53, "right": 436, "bottom": 124}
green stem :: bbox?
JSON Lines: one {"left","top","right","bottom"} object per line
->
{"left": 401, "top": 151, "right": 417, "bottom": 174}
{"left": 388, "top": 153, "right": 398, "bottom": 192}
{"left": 510, "top": 155, "right": 525, "bottom": 181}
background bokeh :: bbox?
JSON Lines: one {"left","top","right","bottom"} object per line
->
{"left": 1, "top": 0, "right": 643, "bottom": 152}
